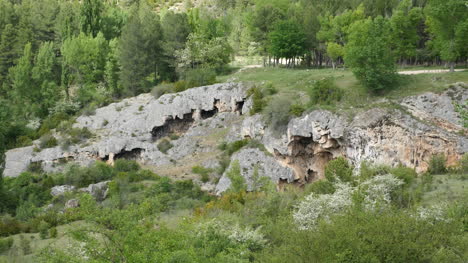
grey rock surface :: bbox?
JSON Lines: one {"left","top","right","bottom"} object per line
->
{"left": 51, "top": 185, "right": 76, "bottom": 197}
{"left": 215, "top": 148, "right": 295, "bottom": 195}
{"left": 79, "top": 181, "right": 110, "bottom": 201}
{"left": 65, "top": 199, "right": 80, "bottom": 209}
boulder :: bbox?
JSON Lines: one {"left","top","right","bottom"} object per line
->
{"left": 65, "top": 199, "right": 80, "bottom": 209}
{"left": 51, "top": 185, "right": 76, "bottom": 197}
{"left": 79, "top": 181, "right": 110, "bottom": 201}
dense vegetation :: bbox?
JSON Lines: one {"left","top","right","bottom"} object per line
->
{"left": 0, "top": 0, "right": 467, "bottom": 163}
{"left": 0, "top": 155, "right": 466, "bottom": 262}
{"left": 0, "top": 0, "right": 467, "bottom": 261}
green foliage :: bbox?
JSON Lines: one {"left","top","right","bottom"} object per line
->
{"left": 345, "top": 17, "right": 398, "bottom": 93}
{"left": 324, "top": 157, "right": 354, "bottom": 183}
{"left": 0, "top": 237, "right": 13, "bottom": 253}
{"left": 305, "top": 180, "right": 336, "bottom": 195}
{"left": 268, "top": 20, "right": 307, "bottom": 60}
{"left": 428, "top": 154, "right": 447, "bottom": 174}
{"left": 158, "top": 139, "right": 174, "bottom": 154}
{"left": 308, "top": 78, "right": 343, "bottom": 105}
{"left": 151, "top": 82, "right": 174, "bottom": 99}
{"left": 114, "top": 159, "right": 140, "bottom": 173}
{"left": 39, "top": 133, "right": 58, "bottom": 149}
{"left": 183, "top": 68, "right": 217, "bottom": 88}
{"left": 192, "top": 166, "right": 213, "bottom": 183}
{"left": 38, "top": 220, "right": 50, "bottom": 239}
{"left": 49, "top": 227, "right": 57, "bottom": 238}
{"left": 19, "top": 234, "right": 31, "bottom": 255}
{"left": 247, "top": 86, "right": 266, "bottom": 115}
{"left": 219, "top": 139, "right": 250, "bottom": 156}
{"left": 425, "top": 0, "right": 468, "bottom": 71}
{"left": 262, "top": 96, "right": 294, "bottom": 133}
{"left": 227, "top": 160, "right": 246, "bottom": 193}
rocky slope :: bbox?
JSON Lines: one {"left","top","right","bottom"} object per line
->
{"left": 3, "top": 82, "right": 467, "bottom": 194}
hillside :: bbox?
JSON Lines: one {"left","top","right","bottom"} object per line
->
{"left": 1, "top": 0, "right": 468, "bottom": 262}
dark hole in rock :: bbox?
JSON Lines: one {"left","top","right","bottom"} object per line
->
{"left": 115, "top": 148, "right": 143, "bottom": 160}
{"left": 201, "top": 108, "right": 218, "bottom": 119}
{"left": 151, "top": 111, "right": 195, "bottom": 141}
{"left": 235, "top": 100, "right": 245, "bottom": 114}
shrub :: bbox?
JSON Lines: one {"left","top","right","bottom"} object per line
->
{"left": 39, "top": 220, "right": 50, "bottom": 239}
{"left": 114, "top": 159, "right": 140, "bottom": 173}
{"left": 49, "top": 227, "right": 58, "bottom": 238}
{"left": 308, "top": 78, "right": 343, "bottom": 105}
{"left": 457, "top": 153, "right": 468, "bottom": 174}
{"left": 262, "top": 96, "right": 293, "bottom": 133}
{"left": 390, "top": 166, "right": 417, "bottom": 185}
{"left": 227, "top": 161, "right": 246, "bottom": 193}
{"left": 290, "top": 104, "right": 305, "bottom": 117}
{"left": 39, "top": 133, "right": 58, "bottom": 149}
{"left": 151, "top": 82, "right": 174, "bottom": 98}
{"left": 68, "top": 127, "right": 93, "bottom": 144}
{"left": 247, "top": 87, "right": 265, "bottom": 115}
{"left": 428, "top": 154, "right": 447, "bottom": 174}
{"left": 192, "top": 166, "right": 213, "bottom": 183}
{"left": 19, "top": 235, "right": 31, "bottom": 255}
{"left": 157, "top": 139, "right": 174, "bottom": 154}
{"left": 0, "top": 237, "right": 13, "bottom": 253}
{"left": 324, "top": 157, "right": 354, "bottom": 184}
{"left": 221, "top": 139, "right": 250, "bottom": 156}
{"left": 183, "top": 68, "right": 216, "bottom": 88}
{"left": 173, "top": 80, "right": 189, "bottom": 92}
{"left": 305, "top": 180, "right": 336, "bottom": 195}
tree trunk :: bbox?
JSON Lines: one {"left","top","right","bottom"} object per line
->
{"left": 449, "top": 61, "right": 455, "bottom": 72}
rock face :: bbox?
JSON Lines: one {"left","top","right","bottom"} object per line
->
{"left": 2, "top": 82, "right": 467, "bottom": 195}
{"left": 79, "top": 181, "right": 110, "bottom": 201}
{"left": 215, "top": 148, "right": 295, "bottom": 194}
{"left": 51, "top": 185, "right": 76, "bottom": 197}
{"left": 3, "top": 83, "right": 249, "bottom": 178}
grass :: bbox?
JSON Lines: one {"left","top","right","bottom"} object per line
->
{"left": 421, "top": 173, "right": 468, "bottom": 206}
{"left": 218, "top": 66, "right": 468, "bottom": 116}
{"left": 0, "top": 221, "right": 90, "bottom": 263}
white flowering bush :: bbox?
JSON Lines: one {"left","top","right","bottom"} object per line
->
{"left": 358, "top": 174, "right": 404, "bottom": 210}
{"left": 196, "top": 219, "right": 267, "bottom": 251}
{"left": 416, "top": 204, "right": 448, "bottom": 222}
{"left": 293, "top": 184, "right": 354, "bottom": 230}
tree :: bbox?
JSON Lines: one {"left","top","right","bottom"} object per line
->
{"left": 162, "top": 11, "right": 191, "bottom": 80}
{"left": 326, "top": 42, "right": 344, "bottom": 69}
{"left": 345, "top": 17, "right": 398, "bottom": 93}
{"left": 61, "top": 32, "right": 108, "bottom": 103}
{"left": 33, "top": 41, "right": 60, "bottom": 116}
{"left": 267, "top": 20, "right": 307, "bottom": 66}
{"left": 389, "top": 0, "right": 423, "bottom": 64}
{"left": 0, "top": 24, "right": 17, "bottom": 88}
{"left": 119, "top": 3, "right": 165, "bottom": 95}
{"left": 425, "top": 0, "right": 468, "bottom": 71}
{"left": 80, "top": 0, "right": 104, "bottom": 37}
{"left": 105, "top": 39, "right": 121, "bottom": 97}
{"left": 8, "top": 43, "right": 35, "bottom": 117}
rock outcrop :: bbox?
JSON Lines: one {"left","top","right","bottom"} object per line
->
{"left": 3, "top": 82, "right": 467, "bottom": 195}
{"left": 3, "top": 83, "right": 249, "bottom": 178}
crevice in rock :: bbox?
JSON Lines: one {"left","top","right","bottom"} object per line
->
{"left": 151, "top": 111, "right": 195, "bottom": 141}
{"left": 114, "top": 148, "right": 143, "bottom": 160}
{"left": 274, "top": 135, "right": 340, "bottom": 187}
{"left": 235, "top": 100, "right": 245, "bottom": 114}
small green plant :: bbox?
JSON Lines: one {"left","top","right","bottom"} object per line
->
{"left": 39, "top": 133, "right": 58, "bottom": 149}
{"left": 39, "top": 220, "right": 51, "bottom": 239}
{"left": 220, "top": 139, "right": 250, "bottom": 156}
{"left": 158, "top": 139, "right": 174, "bottom": 154}
{"left": 19, "top": 235, "right": 31, "bottom": 255}
{"left": 49, "top": 227, "right": 58, "bottom": 238}
{"left": 227, "top": 161, "right": 246, "bottom": 193}
{"left": 0, "top": 237, "right": 13, "bottom": 253}
{"left": 290, "top": 104, "right": 305, "bottom": 117}
{"left": 325, "top": 157, "right": 354, "bottom": 184}
{"left": 114, "top": 159, "right": 140, "bottom": 173}
{"left": 174, "top": 80, "right": 189, "bottom": 92}
{"left": 305, "top": 180, "right": 336, "bottom": 195}
{"left": 262, "top": 96, "right": 293, "bottom": 133}
{"left": 138, "top": 105, "right": 144, "bottom": 111}
{"left": 428, "top": 154, "right": 447, "bottom": 174}
{"left": 308, "top": 78, "right": 343, "bottom": 105}
{"left": 192, "top": 166, "right": 213, "bottom": 183}
{"left": 247, "top": 87, "right": 266, "bottom": 115}
{"left": 152, "top": 82, "right": 174, "bottom": 99}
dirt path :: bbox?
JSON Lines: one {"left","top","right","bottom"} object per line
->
{"left": 398, "top": 69, "right": 466, "bottom": 75}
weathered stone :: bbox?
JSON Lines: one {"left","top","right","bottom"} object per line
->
{"left": 79, "top": 181, "right": 110, "bottom": 201}
{"left": 215, "top": 148, "right": 295, "bottom": 195}
{"left": 65, "top": 199, "right": 80, "bottom": 209}
{"left": 51, "top": 185, "right": 76, "bottom": 197}
{"left": 3, "top": 146, "right": 34, "bottom": 178}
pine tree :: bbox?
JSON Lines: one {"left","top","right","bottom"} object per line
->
{"left": 0, "top": 24, "right": 17, "bottom": 88}
{"left": 80, "top": 0, "right": 104, "bottom": 37}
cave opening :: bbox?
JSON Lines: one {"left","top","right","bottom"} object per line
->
{"left": 151, "top": 111, "right": 195, "bottom": 141}
{"left": 235, "top": 100, "right": 245, "bottom": 114}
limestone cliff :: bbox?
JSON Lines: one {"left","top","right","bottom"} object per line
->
{"left": 3, "top": 82, "right": 467, "bottom": 195}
